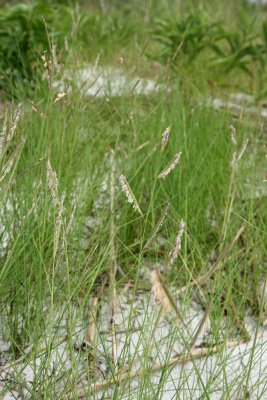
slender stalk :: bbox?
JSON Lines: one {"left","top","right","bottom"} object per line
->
{"left": 72, "top": 339, "right": 248, "bottom": 398}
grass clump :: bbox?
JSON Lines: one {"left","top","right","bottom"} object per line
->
{"left": 0, "top": 0, "right": 266, "bottom": 399}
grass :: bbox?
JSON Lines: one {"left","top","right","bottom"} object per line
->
{"left": 0, "top": 0, "right": 267, "bottom": 399}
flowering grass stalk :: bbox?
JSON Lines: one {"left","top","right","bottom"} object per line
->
{"left": 119, "top": 174, "right": 143, "bottom": 216}
{"left": 54, "top": 192, "right": 65, "bottom": 258}
{"left": 230, "top": 125, "right": 237, "bottom": 145}
{"left": 158, "top": 152, "right": 182, "bottom": 179}
{"left": 0, "top": 104, "right": 22, "bottom": 155}
{"left": 46, "top": 159, "right": 59, "bottom": 206}
{"left": 237, "top": 139, "right": 248, "bottom": 162}
{"left": 170, "top": 219, "right": 185, "bottom": 265}
{"left": 161, "top": 126, "right": 171, "bottom": 152}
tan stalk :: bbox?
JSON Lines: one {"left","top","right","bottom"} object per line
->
{"left": 72, "top": 338, "right": 249, "bottom": 398}
{"left": 150, "top": 269, "right": 187, "bottom": 330}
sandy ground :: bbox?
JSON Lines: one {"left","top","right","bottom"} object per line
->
{"left": 1, "top": 290, "right": 267, "bottom": 399}
{"left": 53, "top": 64, "right": 161, "bottom": 98}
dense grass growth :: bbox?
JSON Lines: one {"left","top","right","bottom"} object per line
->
{"left": 0, "top": 0, "right": 266, "bottom": 399}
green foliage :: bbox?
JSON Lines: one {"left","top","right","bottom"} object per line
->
{"left": 152, "top": 11, "right": 267, "bottom": 82}
{"left": 77, "top": 11, "right": 135, "bottom": 54}
{"left": 0, "top": 2, "right": 136, "bottom": 95}
{"left": 0, "top": 3, "right": 72, "bottom": 95}
{"left": 152, "top": 13, "right": 222, "bottom": 64}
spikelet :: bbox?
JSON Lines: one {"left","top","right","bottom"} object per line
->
{"left": 231, "top": 151, "right": 237, "bottom": 167}
{"left": 93, "top": 53, "right": 100, "bottom": 75}
{"left": 46, "top": 159, "right": 59, "bottom": 206}
{"left": 236, "top": 139, "right": 248, "bottom": 161}
{"left": 41, "top": 51, "right": 48, "bottom": 69}
{"left": 41, "top": 51, "right": 52, "bottom": 82}
{"left": 0, "top": 110, "right": 8, "bottom": 154}
{"left": 65, "top": 195, "right": 78, "bottom": 238}
{"left": 231, "top": 139, "right": 249, "bottom": 168}
{"left": 0, "top": 153, "right": 16, "bottom": 182}
{"left": 158, "top": 152, "right": 182, "bottom": 179}
{"left": 170, "top": 219, "right": 185, "bottom": 265}
{"left": 119, "top": 174, "right": 143, "bottom": 216}
{"left": 0, "top": 104, "right": 22, "bottom": 154}
{"left": 54, "top": 92, "right": 67, "bottom": 104}
{"left": 29, "top": 101, "right": 45, "bottom": 118}
{"left": 161, "top": 126, "right": 171, "bottom": 152}
{"left": 230, "top": 125, "right": 237, "bottom": 145}
{"left": 144, "top": 202, "right": 170, "bottom": 249}
{"left": 54, "top": 192, "right": 65, "bottom": 257}
{"left": 134, "top": 141, "right": 150, "bottom": 152}
{"left": 64, "top": 37, "right": 69, "bottom": 52}
{"left": 0, "top": 140, "right": 24, "bottom": 182}
{"left": 0, "top": 109, "right": 8, "bottom": 135}
{"left": 150, "top": 270, "right": 172, "bottom": 312}
{"left": 7, "top": 103, "right": 22, "bottom": 143}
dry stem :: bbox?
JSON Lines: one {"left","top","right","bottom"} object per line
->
{"left": 72, "top": 338, "right": 247, "bottom": 398}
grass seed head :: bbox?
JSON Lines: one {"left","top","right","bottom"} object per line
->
{"left": 161, "top": 126, "right": 171, "bottom": 151}
{"left": 0, "top": 155, "right": 16, "bottom": 182}
{"left": 158, "top": 152, "right": 182, "bottom": 179}
{"left": 0, "top": 104, "right": 22, "bottom": 155}
{"left": 0, "top": 140, "right": 24, "bottom": 182}
{"left": 46, "top": 159, "right": 59, "bottom": 206}
{"left": 54, "top": 192, "right": 65, "bottom": 257}
{"left": 54, "top": 92, "right": 67, "bottom": 104}
{"left": 8, "top": 103, "right": 22, "bottom": 142}
{"left": 230, "top": 125, "right": 237, "bottom": 145}
{"left": 119, "top": 174, "right": 143, "bottom": 216}
{"left": 65, "top": 195, "right": 78, "bottom": 238}
{"left": 170, "top": 219, "right": 185, "bottom": 265}
{"left": 237, "top": 139, "right": 248, "bottom": 161}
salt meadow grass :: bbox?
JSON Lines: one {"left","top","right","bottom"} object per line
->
{"left": 0, "top": 1, "right": 267, "bottom": 399}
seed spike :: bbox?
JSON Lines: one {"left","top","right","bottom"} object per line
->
{"left": 158, "top": 152, "right": 182, "bottom": 179}
{"left": 119, "top": 174, "right": 143, "bottom": 216}
{"left": 161, "top": 126, "right": 171, "bottom": 152}
{"left": 170, "top": 219, "right": 185, "bottom": 265}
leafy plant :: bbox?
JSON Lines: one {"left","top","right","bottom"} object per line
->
{"left": 152, "top": 13, "right": 222, "bottom": 65}
{"left": 77, "top": 11, "right": 136, "bottom": 56}
{"left": 0, "top": 2, "right": 72, "bottom": 95}
{"left": 0, "top": 2, "right": 137, "bottom": 95}
{"left": 152, "top": 12, "right": 267, "bottom": 84}
{"left": 208, "top": 21, "right": 264, "bottom": 76}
